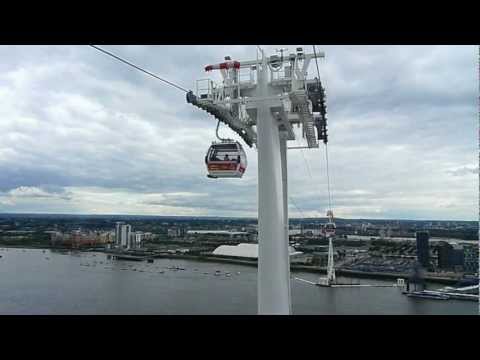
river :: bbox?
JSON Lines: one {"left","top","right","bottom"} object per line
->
{"left": 0, "top": 248, "right": 476, "bottom": 315}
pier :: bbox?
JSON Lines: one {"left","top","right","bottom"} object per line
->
{"left": 294, "top": 277, "right": 401, "bottom": 288}
{"left": 104, "top": 249, "right": 154, "bottom": 262}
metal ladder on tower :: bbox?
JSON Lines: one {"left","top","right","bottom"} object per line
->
{"left": 289, "top": 91, "right": 318, "bottom": 148}
{"left": 298, "top": 103, "right": 317, "bottom": 148}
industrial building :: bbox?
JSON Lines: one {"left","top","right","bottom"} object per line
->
{"left": 436, "top": 241, "right": 478, "bottom": 274}
{"left": 187, "top": 230, "right": 255, "bottom": 242}
{"left": 437, "top": 241, "right": 464, "bottom": 270}
{"left": 463, "top": 244, "right": 479, "bottom": 274}
{"left": 212, "top": 243, "right": 303, "bottom": 259}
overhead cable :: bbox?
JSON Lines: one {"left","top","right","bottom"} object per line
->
{"left": 89, "top": 45, "right": 189, "bottom": 93}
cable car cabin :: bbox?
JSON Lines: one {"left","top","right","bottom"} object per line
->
{"left": 324, "top": 222, "right": 336, "bottom": 238}
{"left": 205, "top": 141, "right": 247, "bottom": 178}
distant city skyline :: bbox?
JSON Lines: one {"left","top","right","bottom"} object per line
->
{"left": 0, "top": 45, "right": 477, "bottom": 220}
{"left": 0, "top": 212, "right": 477, "bottom": 223}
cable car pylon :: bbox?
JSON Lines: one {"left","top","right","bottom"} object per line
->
{"left": 187, "top": 47, "right": 328, "bottom": 314}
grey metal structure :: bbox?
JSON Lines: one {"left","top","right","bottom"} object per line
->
{"left": 186, "top": 47, "right": 328, "bottom": 149}
{"left": 187, "top": 46, "right": 329, "bottom": 314}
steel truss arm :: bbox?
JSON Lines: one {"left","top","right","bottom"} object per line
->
{"left": 186, "top": 91, "right": 257, "bottom": 147}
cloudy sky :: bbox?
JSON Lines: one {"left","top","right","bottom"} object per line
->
{"left": 0, "top": 45, "right": 477, "bottom": 220}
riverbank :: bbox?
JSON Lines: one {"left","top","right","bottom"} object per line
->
{"left": 0, "top": 244, "right": 104, "bottom": 251}
{"left": 1, "top": 244, "right": 51, "bottom": 249}
{"left": 0, "top": 246, "right": 464, "bottom": 285}
{"left": 145, "top": 252, "right": 462, "bottom": 285}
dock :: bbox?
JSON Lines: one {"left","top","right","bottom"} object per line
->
{"left": 329, "top": 284, "right": 399, "bottom": 288}
{"left": 295, "top": 277, "right": 316, "bottom": 285}
{"left": 104, "top": 250, "right": 154, "bottom": 262}
{"left": 111, "top": 254, "right": 146, "bottom": 261}
{"left": 294, "top": 277, "right": 400, "bottom": 288}
{"left": 402, "top": 287, "right": 478, "bottom": 302}
{"left": 424, "top": 289, "right": 478, "bottom": 301}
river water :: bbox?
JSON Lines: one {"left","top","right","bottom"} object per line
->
{"left": 0, "top": 248, "right": 476, "bottom": 315}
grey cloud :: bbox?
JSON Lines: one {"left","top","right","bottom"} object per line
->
{"left": 0, "top": 45, "right": 477, "bottom": 220}
{"left": 447, "top": 166, "right": 478, "bottom": 176}
{"left": 1, "top": 186, "right": 73, "bottom": 204}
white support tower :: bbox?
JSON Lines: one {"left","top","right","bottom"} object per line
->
{"left": 187, "top": 46, "right": 328, "bottom": 314}
{"left": 326, "top": 237, "right": 336, "bottom": 284}
{"left": 317, "top": 230, "right": 336, "bottom": 287}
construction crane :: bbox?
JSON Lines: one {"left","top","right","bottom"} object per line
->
{"left": 187, "top": 46, "right": 328, "bottom": 314}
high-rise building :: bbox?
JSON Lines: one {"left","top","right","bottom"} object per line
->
{"left": 463, "top": 244, "right": 479, "bottom": 274}
{"left": 115, "top": 223, "right": 146, "bottom": 249}
{"left": 127, "top": 231, "right": 135, "bottom": 249}
{"left": 167, "top": 227, "right": 186, "bottom": 238}
{"left": 115, "top": 221, "right": 124, "bottom": 246}
{"left": 115, "top": 222, "right": 132, "bottom": 248}
{"left": 416, "top": 231, "right": 430, "bottom": 268}
{"left": 121, "top": 224, "right": 132, "bottom": 248}
{"left": 126, "top": 231, "right": 143, "bottom": 249}
{"left": 133, "top": 231, "right": 145, "bottom": 248}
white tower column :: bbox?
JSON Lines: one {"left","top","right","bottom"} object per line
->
{"left": 257, "top": 54, "right": 290, "bottom": 315}
{"left": 280, "top": 132, "right": 292, "bottom": 313}
{"left": 327, "top": 237, "right": 336, "bottom": 284}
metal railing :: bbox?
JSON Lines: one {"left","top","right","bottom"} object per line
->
{"left": 270, "top": 66, "right": 292, "bottom": 82}
{"left": 238, "top": 67, "right": 255, "bottom": 84}
{"left": 196, "top": 78, "right": 214, "bottom": 99}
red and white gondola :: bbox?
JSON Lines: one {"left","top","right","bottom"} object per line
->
{"left": 205, "top": 141, "right": 247, "bottom": 178}
{"left": 324, "top": 222, "right": 336, "bottom": 237}
{"left": 324, "top": 210, "right": 336, "bottom": 237}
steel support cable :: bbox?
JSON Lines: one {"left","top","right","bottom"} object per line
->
{"left": 287, "top": 142, "right": 308, "bottom": 219}
{"left": 312, "top": 45, "right": 322, "bottom": 85}
{"left": 287, "top": 128, "right": 316, "bottom": 220}
{"left": 313, "top": 45, "right": 334, "bottom": 215}
{"left": 288, "top": 195, "right": 306, "bottom": 219}
{"left": 89, "top": 45, "right": 189, "bottom": 93}
{"left": 295, "top": 132, "right": 313, "bottom": 180}
{"left": 324, "top": 143, "right": 333, "bottom": 214}
{"left": 300, "top": 148, "right": 313, "bottom": 180}
{"left": 215, "top": 120, "right": 228, "bottom": 141}
{"left": 299, "top": 143, "right": 328, "bottom": 217}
